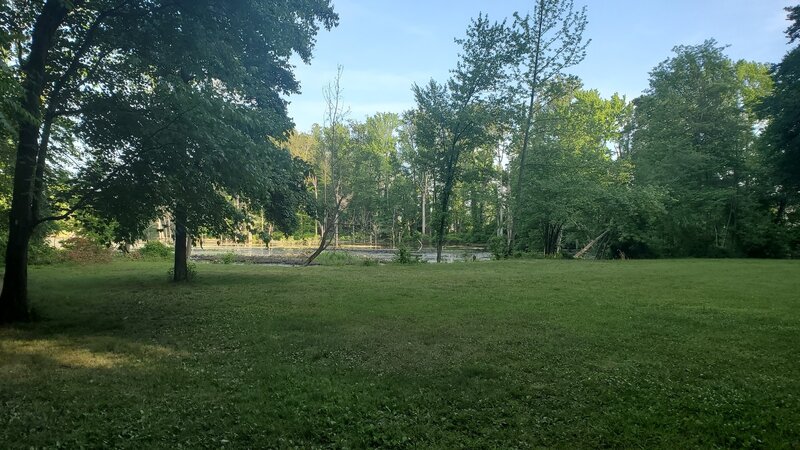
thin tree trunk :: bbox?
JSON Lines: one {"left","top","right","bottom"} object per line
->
{"left": 421, "top": 172, "right": 427, "bottom": 236}
{"left": 305, "top": 193, "right": 351, "bottom": 265}
{"left": 542, "top": 222, "right": 563, "bottom": 256}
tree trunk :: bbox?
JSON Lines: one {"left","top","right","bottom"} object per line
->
{"left": 775, "top": 193, "right": 788, "bottom": 225}
{"left": 0, "top": 229, "right": 32, "bottom": 322}
{"left": 305, "top": 215, "right": 336, "bottom": 265}
{"left": 436, "top": 165, "right": 456, "bottom": 263}
{"left": 543, "top": 222, "right": 563, "bottom": 256}
{"left": 334, "top": 221, "right": 339, "bottom": 249}
{"left": 421, "top": 172, "right": 427, "bottom": 236}
{"left": 435, "top": 138, "right": 463, "bottom": 263}
{"left": 0, "top": 0, "right": 71, "bottom": 323}
{"left": 305, "top": 193, "right": 351, "bottom": 265}
{"left": 173, "top": 208, "right": 189, "bottom": 282}
{"left": 334, "top": 186, "right": 340, "bottom": 248}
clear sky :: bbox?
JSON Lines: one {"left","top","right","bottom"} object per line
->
{"left": 288, "top": 0, "right": 795, "bottom": 132}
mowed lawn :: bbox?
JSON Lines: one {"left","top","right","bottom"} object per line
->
{"left": 1, "top": 259, "right": 799, "bottom": 448}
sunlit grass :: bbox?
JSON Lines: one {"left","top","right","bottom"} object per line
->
{"left": 1, "top": 259, "right": 799, "bottom": 447}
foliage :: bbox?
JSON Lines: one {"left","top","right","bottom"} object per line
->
{"left": 28, "top": 240, "right": 64, "bottom": 265}
{"left": 489, "top": 234, "right": 509, "bottom": 260}
{"left": 0, "top": 0, "right": 339, "bottom": 312}
{"left": 411, "top": 15, "right": 510, "bottom": 261}
{"left": 2, "top": 260, "right": 799, "bottom": 447}
{"left": 758, "top": 7, "right": 800, "bottom": 230}
{"left": 514, "top": 82, "right": 635, "bottom": 256}
{"left": 219, "top": 252, "right": 237, "bottom": 265}
{"left": 59, "top": 236, "right": 112, "bottom": 264}
{"left": 314, "top": 251, "right": 362, "bottom": 266}
{"left": 214, "top": 4, "right": 797, "bottom": 262}
{"left": 629, "top": 40, "right": 773, "bottom": 257}
{"left": 137, "top": 241, "right": 173, "bottom": 260}
{"left": 394, "top": 244, "right": 421, "bottom": 264}
{"left": 508, "top": 0, "right": 590, "bottom": 242}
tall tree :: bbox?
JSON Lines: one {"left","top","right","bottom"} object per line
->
{"left": 77, "top": 82, "right": 310, "bottom": 280}
{"left": 306, "top": 66, "right": 350, "bottom": 265}
{"left": 508, "top": 0, "right": 589, "bottom": 247}
{"left": 515, "top": 80, "right": 637, "bottom": 257}
{"left": 0, "top": 0, "right": 337, "bottom": 321}
{"left": 759, "top": 5, "right": 800, "bottom": 228}
{"left": 0, "top": 0, "right": 75, "bottom": 322}
{"left": 629, "top": 41, "right": 753, "bottom": 256}
{"left": 411, "top": 15, "right": 509, "bottom": 262}
{"left": 347, "top": 112, "right": 404, "bottom": 246}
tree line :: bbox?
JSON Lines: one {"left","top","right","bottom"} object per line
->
{"left": 0, "top": 1, "right": 798, "bottom": 322}
{"left": 288, "top": 2, "right": 799, "bottom": 263}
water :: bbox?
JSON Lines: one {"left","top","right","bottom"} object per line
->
{"left": 192, "top": 245, "right": 491, "bottom": 264}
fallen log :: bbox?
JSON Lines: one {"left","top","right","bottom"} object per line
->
{"left": 574, "top": 229, "right": 609, "bottom": 259}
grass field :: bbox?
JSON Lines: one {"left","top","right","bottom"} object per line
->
{"left": 1, "top": 259, "right": 799, "bottom": 448}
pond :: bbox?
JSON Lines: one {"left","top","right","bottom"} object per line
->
{"left": 191, "top": 245, "right": 492, "bottom": 264}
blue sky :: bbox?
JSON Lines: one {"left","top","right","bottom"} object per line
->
{"left": 288, "top": 0, "right": 795, "bottom": 132}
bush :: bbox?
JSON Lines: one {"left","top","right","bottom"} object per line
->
{"left": 394, "top": 244, "right": 421, "bottom": 264}
{"left": 60, "top": 237, "right": 113, "bottom": 264}
{"left": 489, "top": 235, "right": 509, "bottom": 260}
{"left": 29, "top": 241, "right": 64, "bottom": 265}
{"left": 220, "top": 251, "right": 237, "bottom": 265}
{"left": 138, "top": 241, "right": 173, "bottom": 259}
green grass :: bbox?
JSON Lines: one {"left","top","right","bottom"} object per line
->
{"left": 1, "top": 259, "right": 799, "bottom": 448}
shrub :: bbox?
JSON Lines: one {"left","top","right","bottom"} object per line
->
{"left": 394, "top": 244, "right": 421, "bottom": 264}
{"left": 220, "top": 251, "right": 237, "bottom": 264}
{"left": 489, "top": 235, "right": 508, "bottom": 260}
{"left": 138, "top": 241, "right": 173, "bottom": 259}
{"left": 29, "top": 241, "right": 64, "bottom": 265}
{"left": 60, "top": 237, "right": 113, "bottom": 264}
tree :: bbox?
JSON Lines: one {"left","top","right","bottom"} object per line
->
{"left": 306, "top": 66, "right": 350, "bottom": 265}
{"left": 0, "top": 0, "right": 77, "bottom": 322}
{"left": 514, "top": 80, "right": 637, "bottom": 257}
{"left": 0, "top": 0, "right": 337, "bottom": 321}
{"left": 508, "top": 0, "right": 589, "bottom": 248}
{"left": 411, "top": 15, "right": 509, "bottom": 262}
{"left": 629, "top": 41, "right": 755, "bottom": 256}
{"left": 283, "top": 130, "right": 323, "bottom": 239}
{"left": 347, "top": 112, "right": 404, "bottom": 246}
{"left": 759, "top": 5, "right": 800, "bottom": 228}
{"left": 786, "top": 5, "right": 800, "bottom": 44}
{"left": 77, "top": 82, "right": 310, "bottom": 280}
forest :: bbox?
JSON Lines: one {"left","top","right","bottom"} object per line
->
{"left": 285, "top": 13, "right": 798, "bottom": 263}
{"left": 0, "top": 1, "right": 797, "bottom": 319}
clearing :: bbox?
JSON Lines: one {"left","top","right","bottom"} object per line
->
{"left": 1, "top": 259, "right": 799, "bottom": 447}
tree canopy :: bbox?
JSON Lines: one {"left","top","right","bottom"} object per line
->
{"left": 0, "top": 0, "right": 337, "bottom": 321}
